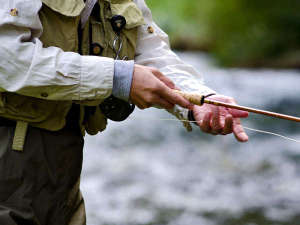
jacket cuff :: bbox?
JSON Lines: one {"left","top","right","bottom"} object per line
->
{"left": 80, "top": 56, "right": 114, "bottom": 100}
{"left": 112, "top": 60, "right": 135, "bottom": 102}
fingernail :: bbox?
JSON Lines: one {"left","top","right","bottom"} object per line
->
{"left": 240, "top": 134, "right": 249, "bottom": 142}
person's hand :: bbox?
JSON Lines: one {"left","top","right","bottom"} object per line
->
{"left": 193, "top": 95, "right": 249, "bottom": 142}
{"left": 130, "top": 64, "right": 194, "bottom": 110}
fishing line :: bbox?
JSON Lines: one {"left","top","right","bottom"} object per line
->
{"left": 243, "top": 126, "right": 300, "bottom": 143}
{"left": 134, "top": 117, "right": 300, "bottom": 143}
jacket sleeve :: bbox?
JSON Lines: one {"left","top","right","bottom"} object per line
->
{"left": 0, "top": 0, "right": 114, "bottom": 101}
{"left": 134, "top": 0, "right": 216, "bottom": 130}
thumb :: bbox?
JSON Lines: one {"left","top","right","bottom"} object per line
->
{"left": 159, "top": 84, "right": 194, "bottom": 110}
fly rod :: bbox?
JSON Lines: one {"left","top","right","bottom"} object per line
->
{"left": 174, "top": 90, "right": 300, "bottom": 123}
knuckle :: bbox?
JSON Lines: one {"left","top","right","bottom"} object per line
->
{"left": 144, "top": 91, "right": 151, "bottom": 99}
{"left": 164, "top": 104, "right": 173, "bottom": 109}
{"left": 148, "top": 96, "right": 155, "bottom": 104}
{"left": 199, "top": 121, "right": 210, "bottom": 133}
{"left": 199, "top": 125, "right": 207, "bottom": 132}
{"left": 201, "top": 127, "right": 210, "bottom": 133}
{"left": 145, "top": 103, "right": 151, "bottom": 108}
{"left": 150, "top": 67, "right": 159, "bottom": 74}
{"left": 145, "top": 95, "right": 154, "bottom": 104}
{"left": 143, "top": 100, "right": 153, "bottom": 108}
{"left": 155, "top": 84, "right": 164, "bottom": 93}
{"left": 153, "top": 83, "right": 161, "bottom": 91}
{"left": 141, "top": 101, "right": 151, "bottom": 109}
{"left": 155, "top": 68, "right": 162, "bottom": 74}
{"left": 144, "top": 99, "right": 151, "bottom": 106}
{"left": 152, "top": 68, "right": 159, "bottom": 73}
{"left": 138, "top": 104, "right": 146, "bottom": 110}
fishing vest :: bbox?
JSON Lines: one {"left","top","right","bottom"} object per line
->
{"left": 0, "top": 0, "right": 144, "bottom": 150}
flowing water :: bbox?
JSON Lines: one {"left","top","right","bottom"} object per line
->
{"left": 81, "top": 52, "right": 300, "bottom": 225}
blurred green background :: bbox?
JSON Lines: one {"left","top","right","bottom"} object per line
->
{"left": 146, "top": 0, "right": 300, "bottom": 68}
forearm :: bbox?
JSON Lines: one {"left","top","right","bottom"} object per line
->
{"left": 0, "top": 2, "right": 114, "bottom": 102}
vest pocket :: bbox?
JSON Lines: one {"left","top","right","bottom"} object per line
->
{"left": 99, "top": 0, "right": 143, "bottom": 60}
{"left": 0, "top": 93, "right": 72, "bottom": 131}
{"left": 90, "top": 20, "right": 106, "bottom": 55}
{"left": 39, "top": 1, "right": 82, "bottom": 52}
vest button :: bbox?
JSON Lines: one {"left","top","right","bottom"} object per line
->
{"left": 10, "top": 8, "right": 18, "bottom": 16}
{"left": 111, "top": 15, "right": 126, "bottom": 34}
{"left": 91, "top": 43, "right": 103, "bottom": 56}
{"left": 147, "top": 26, "right": 154, "bottom": 34}
{"left": 41, "top": 92, "right": 48, "bottom": 98}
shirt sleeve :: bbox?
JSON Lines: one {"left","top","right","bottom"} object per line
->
{"left": 112, "top": 60, "right": 134, "bottom": 102}
{"left": 0, "top": 0, "right": 114, "bottom": 101}
{"left": 134, "top": 0, "right": 216, "bottom": 130}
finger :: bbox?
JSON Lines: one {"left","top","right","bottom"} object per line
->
{"left": 199, "top": 112, "right": 212, "bottom": 133}
{"left": 228, "top": 108, "right": 249, "bottom": 118}
{"left": 135, "top": 102, "right": 148, "bottom": 110}
{"left": 134, "top": 96, "right": 152, "bottom": 110}
{"left": 174, "top": 86, "right": 181, "bottom": 91}
{"left": 233, "top": 119, "right": 249, "bottom": 142}
{"left": 211, "top": 105, "right": 223, "bottom": 132}
{"left": 151, "top": 69, "right": 176, "bottom": 89}
{"left": 152, "top": 95, "right": 175, "bottom": 109}
{"left": 136, "top": 102, "right": 151, "bottom": 110}
{"left": 219, "top": 107, "right": 228, "bottom": 128}
{"left": 158, "top": 84, "right": 194, "bottom": 110}
{"left": 218, "top": 97, "right": 249, "bottom": 118}
{"left": 222, "top": 114, "right": 233, "bottom": 135}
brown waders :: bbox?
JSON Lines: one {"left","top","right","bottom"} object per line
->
{"left": 0, "top": 106, "right": 86, "bottom": 225}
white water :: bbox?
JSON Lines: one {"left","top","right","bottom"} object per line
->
{"left": 82, "top": 53, "right": 300, "bottom": 225}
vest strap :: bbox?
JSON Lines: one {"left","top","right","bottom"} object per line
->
{"left": 12, "top": 121, "right": 29, "bottom": 151}
{"left": 81, "top": 0, "right": 97, "bottom": 29}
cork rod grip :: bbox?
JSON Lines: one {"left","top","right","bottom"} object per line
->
{"left": 173, "top": 90, "right": 204, "bottom": 106}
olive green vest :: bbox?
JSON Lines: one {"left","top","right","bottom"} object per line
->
{"left": 0, "top": 0, "right": 144, "bottom": 150}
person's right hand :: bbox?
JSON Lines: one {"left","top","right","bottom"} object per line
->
{"left": 130, "top": 64, "right": 193, "bottom": 110}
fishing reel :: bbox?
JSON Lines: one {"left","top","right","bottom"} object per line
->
{"left": 99, "top": 96, "right": 135, "bottom": 122}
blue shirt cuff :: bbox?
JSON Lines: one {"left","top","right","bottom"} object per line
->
{"left": 112, "top": 60, "right": 134, "bottom": 102}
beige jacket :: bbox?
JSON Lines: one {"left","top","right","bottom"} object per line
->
{"left": 0, "top": 0, "right": 214, "bottom": 127}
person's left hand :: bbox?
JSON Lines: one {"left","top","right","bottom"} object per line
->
{"left": 192, "top": 95, "right": 249, "bottom": 142}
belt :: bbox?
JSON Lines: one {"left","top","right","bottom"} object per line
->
{"left": 0, "top": 117, "right": 27, "bottom": 151}
{"left": 0, "top": 107, "right": 81, "bottom": 130}
{"left": 0, "top": 105, "right": 81, "bottom": 151}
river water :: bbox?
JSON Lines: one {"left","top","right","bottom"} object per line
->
{"left": 81, "top": 52, "right": 300, "bottom": 225}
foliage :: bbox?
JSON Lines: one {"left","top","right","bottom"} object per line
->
{"left": 146, "top": 0, "right": 300, "bottom": 67}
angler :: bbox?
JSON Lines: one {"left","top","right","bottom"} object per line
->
{"left": 0, "top": 0, "right": 248, "bottom": 224}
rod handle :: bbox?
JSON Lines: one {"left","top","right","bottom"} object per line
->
{"left": 174, "top": 90, "right": 204, "bottom": 105}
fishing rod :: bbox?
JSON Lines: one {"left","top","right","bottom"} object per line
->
{"left": 174, "top": 90, "right": 300, "bottom": 122}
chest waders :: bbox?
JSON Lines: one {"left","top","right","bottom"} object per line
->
{"left": 0, "top": 0, "right": 144, "bottom": 224}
